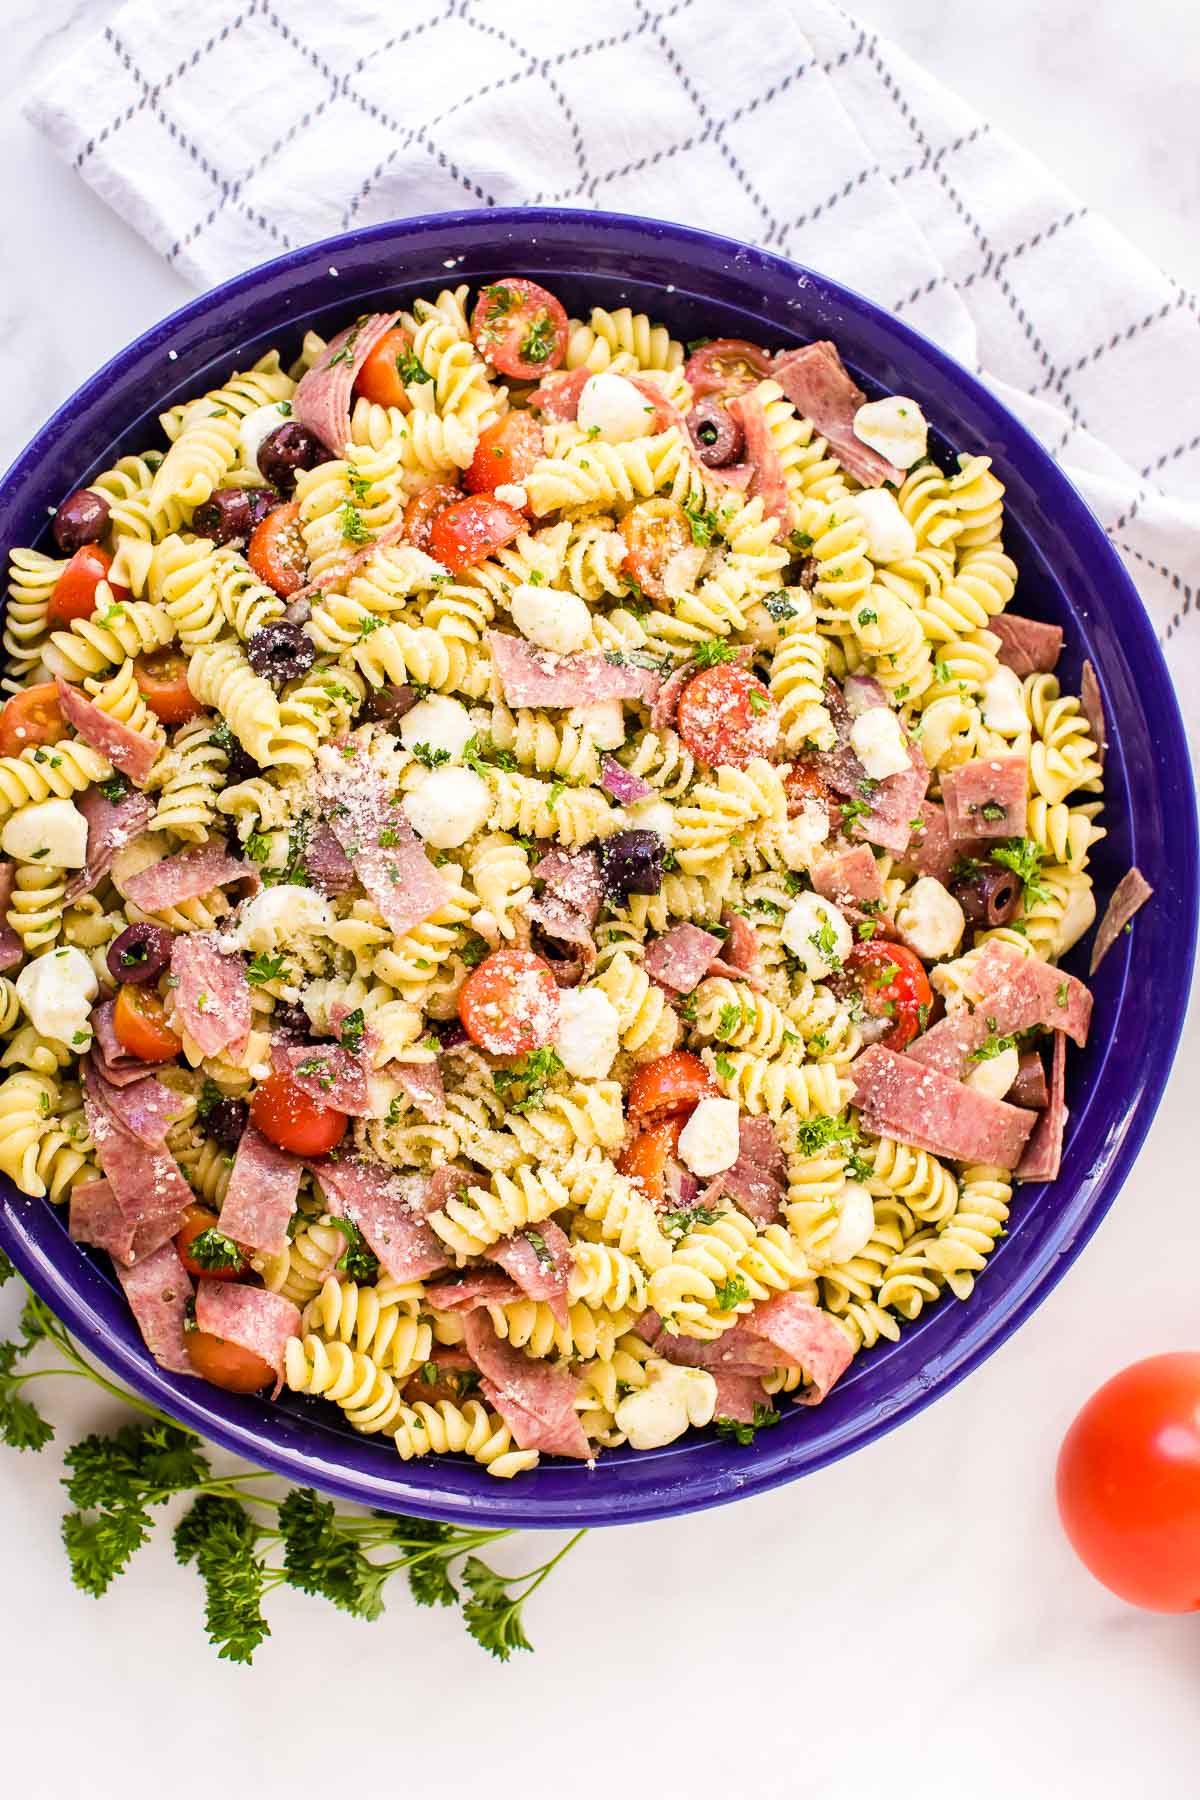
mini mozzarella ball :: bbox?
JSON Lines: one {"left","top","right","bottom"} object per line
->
{"left": 567, "top": 697, "right": 626, "bottom": 751}
{"left": 493, "top": 482, "right": 528, "bottom": 509}
{"left": 625, "top": 796, "right": 675, "bottom": 847}
{"left": 845, "top": 489, "right": 918, "bottom": 564}
{"left": 577, "top": 371, "right": 655, "bottom": 444}
{"left": 895, "top": 876, "right": 965, "bottom": 961}
{"left": 850, "top": 705, "right": 910, "bottom": 781}
{"left": 982, "top": 665, "right": 1028, "bottom": 736}
{"left": 780, "top": 891, "right": 853, "bottom": 978}
{"left": 554, "top": 986, "right": 621, "bottom": 1080}
{"left": 965, "top": 1043, "right": 1021, "bottom": 1102}
{"left": 510, "top": 582, "right": 592, "bottom": 657}
{"left": 236, "top": 884, "right": 332, "bottom": 953}
{"left": 16, "top": 945, "right": 97, "bottom": 1045}
{"left": 238, "top": 402, "right": 292, "bottom": 468}
{"left": 402, "top": 766, "right": 490, "bottom": 849}
{"left": 1, "top": 797, "right": 87, "bottom": 868}
{"left": 399, "top": 694, "right": 475, "bottom": 762}
{"left": 853, "top": 396, "right": 928, "bottom": 469}
{"left": 823, "top": 1182, "right": 876, "bottom": 1265}
{"left": 677, "top": 1096, "right": 741, "bottom": 1178}
{"left": 614, "top": 1361, "right": 718, "bottom": 1450}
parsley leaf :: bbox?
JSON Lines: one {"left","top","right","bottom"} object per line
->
{"left": 714, "top": 1402, "right": 780, "bottom": 1445}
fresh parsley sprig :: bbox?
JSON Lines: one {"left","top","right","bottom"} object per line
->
{"left": 0, "top": 1254, "right": 585, "bottom": 1664}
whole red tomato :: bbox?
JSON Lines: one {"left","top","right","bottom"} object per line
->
{"left": 1056, "top": 1352, "right": 1200, "bottom": 1612}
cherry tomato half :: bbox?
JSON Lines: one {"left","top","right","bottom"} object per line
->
{"left": 618, "top": 1114, "right": 684, "bottom": 1209}
{"left": 842, "top": 941, "right": 932, "bottom": 1053}
{"left": 186, "top": 1328, "right": 275, "bottom": 1394}
{"left": 458, "top": 947, "right": 560, "bottom": 1057}
{"left": 463, "top": 413, "right": 544, "bottom": 497}
{"left": 619, "top": 498, "right": 694, "bottom": 604}
{"left": 403, "top": 483, "right": 462, "bottom": 553}
{"left": 247, "top": 499, "right": 307, "bottom": 598}
{"left": 627, "top": 1051, "right": 718, "bottom": 1121}
{"left": 0, "top": 683, "right": 68, "bottom": 757}
{"left": 683, "top": 338, "right": 775, "bottom": 402}
{"left": 112, "top": 984, "right": 183, "bottom": 1062}
{"left": 471, "top": 278, "right": 569, "bottom": 380}
{"left": 134, "top": 648, "right": 203, "bottom": 726}
{"left": 354, "top": 325, "right": 415, "bottom": 411}
{"left": 47, "top": 545, "right": 129, "bottom": 629}
{"left": 1057, "top": 1353, "right": 1200, "bottom": 1613}
{"left": 677, "top": 664, "right": 780, "bottom": 770}
{"left": 250, "top": 1070, "right": 348, "bottom": 1157}
{"left": 428, "top": 496, "right": 524, "bottom": 574}
{"left": 176, "top": 1204, "right": 246, "bottom": 1283}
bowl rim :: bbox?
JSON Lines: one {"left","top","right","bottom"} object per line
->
{"left": 0, "top": 205, "right": 1195, "bottom": 1528}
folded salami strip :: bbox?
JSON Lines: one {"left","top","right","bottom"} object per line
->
{"left": 941, "top": 754, "right": 1028, "bottom": 841}
{"left": 1089, "top": 867, "right": 1153, "bottom": 974}
{"left": 772, "top": 342, "right": 903, "bottom": 487}
{"left": 312, "top": 1156, "right": 446, "bottom": 1283}
{"left": 1015, "top": 1030, "right": 1068, "bottom": 1182}
{"left": 654, "top": 1293, "right": 853, "bottom": 1404}
{"left": 292, "top": 311, "right": 400, "bottom": 453}
{"left": 727, "top": 389, "right": 792, "bottom": 532}
{"left": 55, "top": 679, "right": 159, "bottom": 786}
{"left": 114, "top": 1241, "right": 195, "bottom": 1375}
{"left": 487, "top": 630, "right": 661, "bottom": 708}
{"left": 70, "top": 1175, "right": 136, "bottom": 1264}
{"left": 317, "top": 749, "right": 447, "bottom": 936}
{"left": 217, "top": 1124, "right": 303, "bottom": 1255}
{"left": 644, "top": 923, "right": 722, "bottom": 994}
{"left": 122, "top": 838, "right": 255, "bottom": 911}
{"left": 275, "top": 1040, "right": 370, "bottom": 1116}
{"left": 709, "top": 1117, "right": 787, "bottom": 1227}
{"left": 851, "top": 1045, "right": 1037, "bottom": 1169}
{"left": 65, "top": 787, "right": 153, "bottom": 902}
{"left": 169, "top": 934, "right": 251, "bottom": 1058}
{"left": 83, "top": 1061, "right": 194, "bottom": 1263}
{"left": 461, "top": 1311, "right": 589, "bottom": 1459}
{"left": 988, "top": 613, "right": 1063, "bottom": 676}
{"left": 194, "top": 1281, "right": 300, "bottom": 1390}
{"left": 490, "top": 1220, "right": 573, "bottom": 1326}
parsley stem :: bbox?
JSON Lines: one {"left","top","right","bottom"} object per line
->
{"left": 505, "top": 1527, "right": 588, "bottom": 1594}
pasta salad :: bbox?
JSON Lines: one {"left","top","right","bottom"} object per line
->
{"left": 0, "top": 276, "right": 1149, "bottom": 1477}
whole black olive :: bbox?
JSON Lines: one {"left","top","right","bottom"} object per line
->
{"left": 257, "top": 422, "right": 334, "bottom": 491}
{"left": 597, "top": 829, "right": 665, "bottom": 903}
{"left": 192, "top": 485, "right": 282, "bottom": 545}
{"left": 686, "top": 398, "right": 744, "bottom": 468}
{"left": 106, "top": 922, "right": 174, "bottom": 986}
{"left": 246, "top": 620, "right": 316, "bottom": 687}
{"left": 53, "top": 488, "right": 111, "bottom": 554}
{"left": 953, "top": 865, "right": 1022, "bottom": 927}
{"left": 271, "top": 1001, "right": 312, "bottom": 1041}
{"left": 206, "top": 1097, "right": 249, "bottom": 1150}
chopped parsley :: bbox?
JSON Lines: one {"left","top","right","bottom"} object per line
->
{"left": 185, "top": 1228, "right": 244, "bottom": 1274}
{"left": 338, "top": 1008, "right": 366, "bottom": 1055}
{"left": 713, "top": 1275, "right": 750, "bottom": 1311}
{"left": 714, "top": 1000, "right": 745, "bottom": 1041}
{"left": 97, "top": 773, "right": 130, "bottom": 804}
{"left": 682, "top": 497, "right": 720, "bottom": 547}
{"left": 990, "top": 837, "right": 1051, "bottom": 906}
{"left": 1056, "top": 980, "right": 1070, "bottom": 1007}
{"left": 339, "top": 501, "right": 372, "bottom": 546}
{"left": 661, "top": 1205, "right": 724, "bottom": 1241}
{"left": 411, "top": 742, "right": 451, "bottom": 770}
{"left": 748, "top": 688, "right": 769, "bottom": 715}
{"left": 246, "top": 953, "right": 288, "bottom": 987}
{"left": 523, "top": 1229, "right": 556, "bottom": 1273}
{"left": 518, "top": 314, "right": 558, "bottom": 366}
{"left": 714, "top": 1403, "right": 780, "bottom": 1445}
{"left": 245, "top": 831, "right": 273, "bottom": 864}
{"left": 713, "top": 1052, "right": 737, "bottom": 1081}
{"left": 691, "top": 638, "right": 738, "bottom": 670}
{"left": 462, "top": 734, "right": 517, "bottom": 776}
{"left": 329, "top": 1217, "right": 379, "bottom": 1283}
{"left": 791, "top": 1113, "right": 858, "bottom": 1158}
{"left": 396, "top": 348, "right": 431, "bottom": 385}
{"left": 491, "top": 1048, "right": 564, "bottom": 1114}
{"left": 967, "top": 1031, "right": 1016, "bottom": 1063}
{"left": 857, "top": 606, "right": 878, "bottom": 626}
{"left": 762, "top": 592, "right": 798, "bottom": 622}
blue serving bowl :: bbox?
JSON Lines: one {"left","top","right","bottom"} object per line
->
{"left": 0, "top": 209, "right": 1194, "bottom": 1528}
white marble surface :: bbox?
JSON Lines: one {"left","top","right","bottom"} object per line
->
{"left": 2, "top": 5, "right": 1198, "bottom": 1798}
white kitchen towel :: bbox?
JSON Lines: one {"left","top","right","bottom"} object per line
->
{"left": 26, "top": 0, "right": 1200, "bottom": 719}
